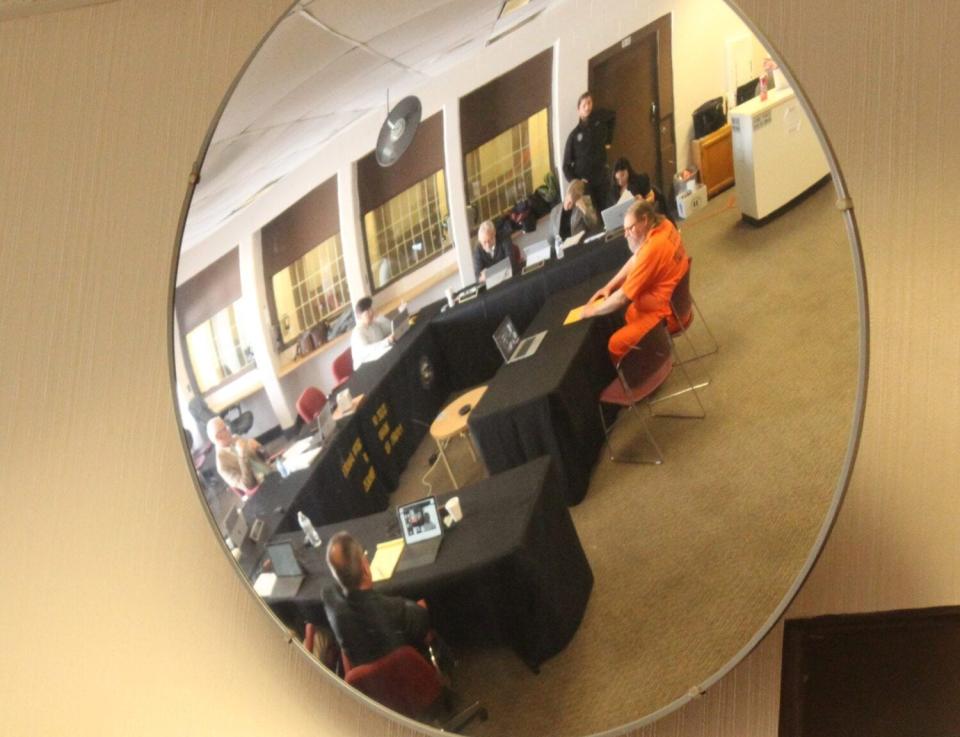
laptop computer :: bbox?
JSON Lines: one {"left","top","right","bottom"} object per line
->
{"left": 395, "top": 497, "right": 444, "bottom": 572}
{"left": 601, "top": 197, "right": 634, "bottom": 233}
{"left": 222, "top": 504, "right": 248, "bottom": 549}
{"left": 314, "top": 402, "right": 337, "bottom": 444}
{"left": 484, "top": 257, "right": 513, "bottom": 289}
{"left": 493, "top": 315, "right": 547, "bottom": 364}
{"left": 390, "top": 306, "right": 410, "bottom": 342}
{"left": 521, "top": 239, "right": 552, "bottom": 274}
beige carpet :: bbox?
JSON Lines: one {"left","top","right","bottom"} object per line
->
{"left": 389, "top": 183, "right": 861, "bottom": 737}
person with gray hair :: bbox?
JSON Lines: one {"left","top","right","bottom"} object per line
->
{"left": 582, "top": 199, "right": 688, "bottom": 364}
{"left": 472, "top": 219, "right": 513, "bottom": 282}
{"left": 206, "top": 415, "right": 268, "bottom": 494}
{"left": 321, "top": 531, "right": 431, "bottom": 666}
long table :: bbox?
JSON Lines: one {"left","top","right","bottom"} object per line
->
{"left": 239, "top": 237, "right": 629, "bottom": 573}
{"left": 429, "top": 236, "right": 628, "bottom": 391}
{"left": 263, "top": 458, "right": 593, "bottom": 670}
{"left": 468, "top": 275, "right": 619, "bottom": 505}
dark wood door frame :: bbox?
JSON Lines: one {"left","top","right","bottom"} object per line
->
{"left": 780, "top": 606, "right": 960, "bottom": 737}
{"left": 588, "top": 14, "right": 675, "bottom": 192}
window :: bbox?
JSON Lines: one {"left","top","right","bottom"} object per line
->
{"left": 271, "top": 233, "right": 349, "bottom": 345}
{"left": 185, "top": 300, "right": 254, "bottom": 393}
{"left": 363, "top": 170, "right": 451, "bottom": 290}
{"left": 463, "top": 108, "right": 551, "bottom": 225}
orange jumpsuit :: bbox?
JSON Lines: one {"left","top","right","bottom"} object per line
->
{"left": 608, "top": 219, "right": 689, "bottom": 364}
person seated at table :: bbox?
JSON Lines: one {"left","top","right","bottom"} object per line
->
{"left": 608, "top": 157, "right": 652, "bottom": 205}
{"left": 608, "top": 157, "right": 676, "bottom": 225}
{"left": 473, "top": 219, "right": 518, "bottom": 283}
{"left": 322, "top": 531, "right": 431, "bottom": 667}
{"left": 350, "top": 296, "right": 394, "bottom": 368}
{"left": 582, "top": 200, "right": 689, "bottom": 364}
{"left": 548, "top": 178, "right": 600, "bottom": 243}
{"left": 207, "top": 416, "right": 270, "bottom": 494}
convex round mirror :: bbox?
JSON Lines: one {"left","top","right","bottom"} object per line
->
{"left": 172, "top": 0, "right": 865, "bottom": 735}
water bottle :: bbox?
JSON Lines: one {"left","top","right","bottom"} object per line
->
{"left": 298, "top": 511, "right": 322, "bottom": 548}
{"left": 555, "top": 235, "right": 565, "bottom": 260}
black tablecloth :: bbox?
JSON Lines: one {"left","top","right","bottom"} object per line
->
{"left": 343, "top": 302, "right": 451, "bottom": 488}
{"left": 263, "top": 457, "right": 593, "bottom": 669}
{"left": 241, "top": 414, "right": 389, "bottom": 548}
{"left": 240, "top": 238, "right": 628, "bottom": 569}
{"left": 429, "top": 237, "right": 628, "bottom": 391}
{"left": 467, "top": 275, "right": 619, "bottom": 505}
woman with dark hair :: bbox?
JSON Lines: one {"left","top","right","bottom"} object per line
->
{"left": 609, "top": 157, "right": 651, "bottom": 205}
{"left": 609, "top": 157, "right": 676, "bottom": 225}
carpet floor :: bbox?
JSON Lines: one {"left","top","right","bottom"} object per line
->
{"left": 388, "top": 181, "right": 861, "bottom": 737}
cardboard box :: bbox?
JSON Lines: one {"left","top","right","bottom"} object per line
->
{"left": 676, "top": 183, "right": 708, "bottom": 219}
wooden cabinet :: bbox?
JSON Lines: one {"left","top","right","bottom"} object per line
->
{"left": 692, "top": 123, "right": 735, "bottom": 197}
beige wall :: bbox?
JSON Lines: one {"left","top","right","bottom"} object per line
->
{"left": 1, "top": 1, "right": 957, "bottom": 736}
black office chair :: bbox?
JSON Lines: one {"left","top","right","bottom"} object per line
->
{"left": 221, "top": 403, "right": 254, "bottom": 436}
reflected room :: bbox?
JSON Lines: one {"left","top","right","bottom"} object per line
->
{"left": 172, "top": 1, "right": 861, "bottom": 735}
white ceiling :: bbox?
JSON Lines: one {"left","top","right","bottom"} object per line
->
{"left": 182, "top": 0, "right": 555, "bottom": 249}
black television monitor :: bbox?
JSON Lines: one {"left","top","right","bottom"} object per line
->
{"left": 692, "top": 96, "right": 726, "bottom": 138}
{"left": 736, "top": 76, "right": 761, "bottom": 105}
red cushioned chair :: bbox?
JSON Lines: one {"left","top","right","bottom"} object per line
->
{"left": 228, "top": 482, "right": 261, "bottom": 501}
{"left": 669, "top": 257, "right": 719, "bottom": 366}
{"left": 331, "top": 347, "right": 354, "bottom": 390}
{"left": 296, "top": 386, "right": 328, "bottom": 424}
{"left": 598, "top": 320, "right": 705, "bottom": 464}
{"left": 342, "top": 645, "right": 487, "bottom": 730}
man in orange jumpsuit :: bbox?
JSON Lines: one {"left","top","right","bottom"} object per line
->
{"left": 581, "top": 200, "right": 689, "bottom": 364}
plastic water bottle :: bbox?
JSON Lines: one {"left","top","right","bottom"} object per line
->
{"left": 554, "top": 235, "right": 565, "bottom": 260}
{"left": 297, "top": 511, "right": 322, "bottom": 548}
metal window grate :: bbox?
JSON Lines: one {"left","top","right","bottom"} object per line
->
{"left": 464, "top": 108, "right": 550, "bottom": 225}
{"left": 273, "top": 233, "right": 349, "bottom": 343}
{"left": 363, "top": 170, "right": 451, "bottom": 290}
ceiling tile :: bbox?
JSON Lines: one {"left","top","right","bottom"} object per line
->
{"left": 302, "top": 0, "right": 454, "bottom": 44}
{"left": 213, "top": 11, "right": 354, "bottom": 142}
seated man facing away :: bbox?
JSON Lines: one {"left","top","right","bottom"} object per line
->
{"left": 350, "top": 296, "right": 394, "bottom": 368}
{"left": 207, "top": 415, "right": 269, "bottom": 494}
{"left": 582, "top": 200, "right": 689, "bottom": 364}
{"left": 548, "top": 178, "right": 600, "bottom": 243}
{"left": 322, "top": 531, "right": 430, "bottom": 667}
{"left": 473, "top": 219, "right": 515, "bottom": 283}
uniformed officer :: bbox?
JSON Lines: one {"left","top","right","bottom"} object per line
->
{"left": 562, "top": 91, "right": 615, "bottom": 211}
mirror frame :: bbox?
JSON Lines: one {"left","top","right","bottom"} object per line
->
{"left": 167, "top": 0, "right": 869, "bottom": 733}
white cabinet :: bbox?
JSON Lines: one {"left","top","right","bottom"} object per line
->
{"left": 730, "top": 88, "right": 829, "bottom": 220}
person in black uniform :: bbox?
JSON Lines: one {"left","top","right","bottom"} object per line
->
{"left": 562, "top": 92, "right": 615, "bottom": 212}
{"left": 321, "top": 531, "right": 431, "bottom": 667}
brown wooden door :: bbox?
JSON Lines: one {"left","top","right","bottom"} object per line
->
{"left": 589, "top": 15, "right": 674, "bottom": 193}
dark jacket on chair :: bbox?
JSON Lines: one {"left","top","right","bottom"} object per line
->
{"left": 322, "top": 585, "right": 430, "bottom": 667}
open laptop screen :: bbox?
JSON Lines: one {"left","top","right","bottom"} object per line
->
{"left": 523, "top": 239, "right": 552, "bottom": 267}
{"left": 484, "top": 257, "right": 513, "bottom": 288}
{"left": 601, "top": 197, "right": 634, "bottom": 232}
{"left": 492, "top": 315, "right": 521, "bottom": 362}
{"left": 397, "top": 497, "right": 443, "bottom": 545}
{"left": 391, "top": 307, "right": 410, "bottom": 341}
{"left": 315, "top": 403, "right": 336, "bottom": 441}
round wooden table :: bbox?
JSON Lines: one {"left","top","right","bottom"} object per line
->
{"left": 429, "top": 385, "right": 487, "bottom": 489}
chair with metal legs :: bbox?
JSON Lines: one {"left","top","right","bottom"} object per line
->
{"left": 669, "top": 256, "right": 719, "bottom": 366}
{"left": 598, "top": 320, "right": 706, "bottom": 464}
